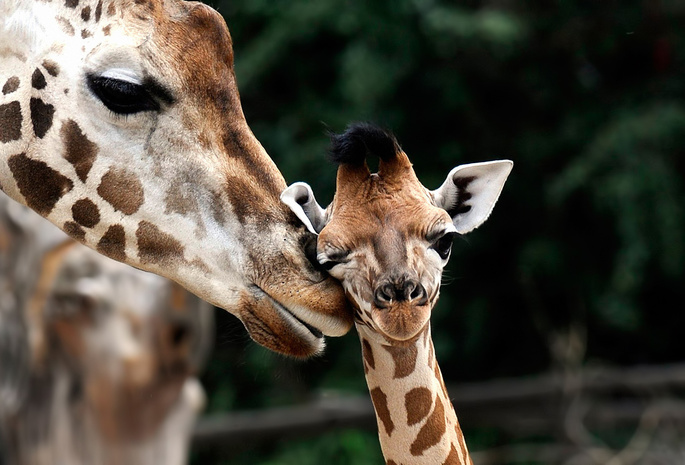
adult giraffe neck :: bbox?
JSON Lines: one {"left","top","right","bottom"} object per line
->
{"left": 357, "top": 323, "right": 471, "bottom": 465}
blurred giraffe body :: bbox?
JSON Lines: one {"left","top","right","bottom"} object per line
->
{"left": 282, "top": 123, "right": 512, "bottom": 464}
{"left": 0, "top": 194, "right": 213, "bottom": 465}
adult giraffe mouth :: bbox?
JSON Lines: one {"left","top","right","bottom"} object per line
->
{"left": 251, "top": 285, "right": 324, "bottom": 339}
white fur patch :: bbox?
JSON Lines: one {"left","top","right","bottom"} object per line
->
{"left": 1, "top": 1, "right": 63, "bottom": 55}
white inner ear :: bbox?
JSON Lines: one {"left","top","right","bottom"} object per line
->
{"left": 433, "top": 160, "right": 513, "bottom": 234}
{"left": 280, "top": 182, "right": 328, "bottom": 235}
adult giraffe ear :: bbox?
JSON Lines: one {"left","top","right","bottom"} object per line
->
{"left": 432, "top": 160, "right": 513, "bottom": 234}
{"left": 281, "top": 182, "right": 328, "bottom": 235}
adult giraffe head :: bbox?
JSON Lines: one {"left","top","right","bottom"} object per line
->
{"left": 282, "top": 123, "right": 512, "bottom": 344}
{"left": 0, "top": 0, "right": 352, "bottom": 357}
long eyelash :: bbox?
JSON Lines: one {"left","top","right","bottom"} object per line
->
{"left": 106, "top": 110, "right": 133, "bottom": 122}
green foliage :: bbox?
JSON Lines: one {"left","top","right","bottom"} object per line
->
{"left": 196, "top": 0, "right": 685, "bottom": 462}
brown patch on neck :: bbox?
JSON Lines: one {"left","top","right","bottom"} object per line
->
{"left": 136, "top": 221, "right": 185, "bottom": 265}
{"left": 410, "top": 394, "right": 447, "bottom": 456}
{"left": 8, "top": 153, "right": 73, "bottom": 216}
{"left": 383, "top": 343, "right": 418, "bottom": 379}
{"left": 443, "top": 444, "right": 461, "bottom": 465}
{"left": 370, "top": 387, "right": 394, "bottom": 437}
{"left": 405, "top": 386, "right": 432, "bottom": 426}
{"left": 97, "top": 167, "right": 144, "bottom": 215}
{"left": 61, "top": 118, "right": 99, "bottom": 181}
{"left": 361, "top": 338, "right": 375, "bottom": 373}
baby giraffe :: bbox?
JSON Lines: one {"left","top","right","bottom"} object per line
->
{"left": 282, "top": 123, "right": 512, "bottom": 465}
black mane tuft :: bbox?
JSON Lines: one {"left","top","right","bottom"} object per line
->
{"left": 328, "top": 122, "right": 399, "bottom": 166}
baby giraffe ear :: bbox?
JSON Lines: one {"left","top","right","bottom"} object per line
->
{"left": 432, "top": 160, "right": 513, "bottom": 234}
{"left": 281, "top": 183, "right": 328, "bottom": 235}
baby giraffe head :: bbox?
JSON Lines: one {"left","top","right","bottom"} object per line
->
{"left": 282, "top": 123, "right": 512, "bottom": 343}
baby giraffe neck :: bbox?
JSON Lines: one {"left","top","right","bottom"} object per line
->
{"left": 357, "top": 323, "right": 471, "bottom": 465}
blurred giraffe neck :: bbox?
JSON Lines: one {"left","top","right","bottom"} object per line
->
{"left": 357, "top": 323, "right": 471, "bottom": 465}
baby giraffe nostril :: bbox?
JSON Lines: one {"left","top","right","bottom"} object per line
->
{"left": 401, "top": 279, "right": 425, "bottom": 303}
{"left": 409, "top": 283, "right": 427, "bottom": 304}
{"left": 374, "top": 283, "right": 395, "bottom": 307}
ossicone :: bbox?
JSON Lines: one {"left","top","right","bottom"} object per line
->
{"left": 328, "top": 123, "right": 400, "bottom": 166}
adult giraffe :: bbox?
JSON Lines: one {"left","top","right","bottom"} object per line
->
{"left": 0, "top": 194, "right": 212, "bottom": 465}
{"left": 0, "top": 0, "right": 352, "bottom": 357}
{"left": 282, "top": 123, "right": 512, "bottom": 464}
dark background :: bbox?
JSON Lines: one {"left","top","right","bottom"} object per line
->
{"left": 193, "top": 1, "right": 685, "bottom": 463}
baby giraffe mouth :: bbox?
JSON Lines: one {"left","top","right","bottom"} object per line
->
{"left": 371, "top": 301, "right": 431, "bottom": 342}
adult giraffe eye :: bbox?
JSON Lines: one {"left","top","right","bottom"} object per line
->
{"left": 432, "top": 232, "right": 456, "bottom": 260}
{"left": 87, "top": 75, "right": 159, "bottom": 114}
{"left": 317, "top": 250, "right": 350, "bottom": 271}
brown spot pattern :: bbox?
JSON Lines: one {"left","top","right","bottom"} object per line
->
{"left": 383, "top": 344, "right": 418, "bottom": 379}
{"left": 2, "top": 77, "right": 19, "bottom": 94}
{"left": 30, "top": 97, "right": 55, "bottom": 138}
{"left": 443, "top": 444, "right": 461, "bottom": 465}
{"left": 106, "top": 2, "right": 115, "bottom": 15}
{"left": 97, "top": 224, "right": 126, "bottom": 261}
{"left": 97, "top": 167, "right": 144, "bottom": 215}
{"left": 370, "top": 387, "right": 394, "bottom": 437}
{"left": 81, "top": 6, "right": 91, "bottom": 21}
{"left": 387, "top": 461, "right": 398, "bottom": 465}
{"left": 61, "top": 119, "right": 97, "bottom": 182}
{"left": 31, "top": 68, "right": 47, "bottom": 89}
{"left": 8, "top": 153, "right": 73, "bottom": 215}
{"left": 136, "top": 221, "right": 185, "bottom": 265}
{"left": 81, "top": 29, "right": 92, "bottom": 39}
{"left": 361, "top": 338, "right": 375, "bottom": 372}
{"left": 72, "top": 198, "right": 100, "bottom": 228}
{"left": 63, "top": 221, "right": 86, "bottom": 241}
{"left": 405, "top": 387, "right": 433, "bottom": 426}
{"left": 56, "top": 17, "right": 75, "bottom": 35}
{"left": 94, "top": 0, "right": 103, "bottom": 21}
{"left": 410, "top": 395, "right": 447, "bottom": 456}
{"left": 102, "top": 25, "right": 111, "bottom": 35}
{"left": 0, "top": 102, "right": 22, "bottom": 143}
{"left": 65, "top": 0, "right": 78, "bottom": 7}
{"left": 42, "top": 60, "right": 60, "bottom": 77}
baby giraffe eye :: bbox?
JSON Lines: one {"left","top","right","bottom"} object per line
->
{"left": 432, "top": 231, "right": 457, "bottom": 260}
